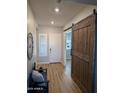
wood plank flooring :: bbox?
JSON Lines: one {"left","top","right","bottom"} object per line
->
{"left": 37, "top": 63, "right": 82, "bottom": 93}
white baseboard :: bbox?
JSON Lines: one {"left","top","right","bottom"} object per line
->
{"left": 37, "top": 61, "right": 64, "bottom": 65}
{"left": 38, "top": 62, "right": 50, "bottom": 64}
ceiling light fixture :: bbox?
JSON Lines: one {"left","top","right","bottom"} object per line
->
{"left": 54, "top": 7, "right": 59, "bottom": 12}
{"left": 56, "top": 0, "right": 61, "bottom": 3}
{"left": 51, "top": 21, "right": 54, "bottom": 24}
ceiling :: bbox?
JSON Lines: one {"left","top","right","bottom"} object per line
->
{"left": 64, "top": 0, "right": 97, "bottom": 5}
{"left": 29, "top": 0, "right": 95, "bottom": 27}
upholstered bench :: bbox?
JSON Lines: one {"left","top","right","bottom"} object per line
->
{"left": 28, "top": 67, "right": 49, "bottom": 93}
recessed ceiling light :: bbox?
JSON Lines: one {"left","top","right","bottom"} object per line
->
{"left": 51, "top": 21, "right": 54, "bottom": 24}
{"left": 54, "top": 7, "right": 59, "bottom": 12}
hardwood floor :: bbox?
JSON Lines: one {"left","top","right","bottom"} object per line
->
{"left": 37, "top": 63, "right": 82, "bottom": 93}
{"left": 65, "top": 59, "right": 71, "bottom": 76}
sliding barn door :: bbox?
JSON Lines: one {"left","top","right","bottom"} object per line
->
{"left": 71, "top": 12, "right": 96, "bottom": 93}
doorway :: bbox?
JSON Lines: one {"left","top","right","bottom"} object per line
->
{"left": 38, "top": 31, "right": 62, "bottom": 63}
{"left": 64, "top": 29, "right": 72, "bottom": 76}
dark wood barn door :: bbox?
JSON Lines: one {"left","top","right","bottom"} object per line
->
{"left": 71, "top": 12, "right": 96, "bottom": 93}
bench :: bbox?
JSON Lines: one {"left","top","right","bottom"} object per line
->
{"left": 28, "top": 66, "right": 49, "bottom": 93}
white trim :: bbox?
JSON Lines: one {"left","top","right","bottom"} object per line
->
{"left": 39, "top": 62, "right": 50, "bottom": 64}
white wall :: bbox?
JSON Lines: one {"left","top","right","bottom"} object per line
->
{"left": 64, "top": 5, "right": 97, "bottom": 29}
{"left": 27, "top": 3, "right": 37, "bottom": 79}
{"left": 37, "top": 26, "right": 64, "bottom": 63}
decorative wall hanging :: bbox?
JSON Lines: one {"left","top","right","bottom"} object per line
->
{"left": 27, "top": 32, "right": 33, "bottom": 60}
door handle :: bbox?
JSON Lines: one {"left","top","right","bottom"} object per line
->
{"left": 50, "top": 48, "right": 51, "bottom": 53}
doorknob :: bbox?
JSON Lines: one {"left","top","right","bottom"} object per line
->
{"left": 50, "top": 48, "right": 51, "bottom": 53}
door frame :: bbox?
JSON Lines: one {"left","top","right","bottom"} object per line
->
{"left": 63, "top": 27, "right": 72, "bottom": 67}
{"left": 38, "top": 31, "right": 62, "bottom": 64}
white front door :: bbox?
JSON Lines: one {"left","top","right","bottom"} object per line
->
{"left": 49, "top": 32, "right": 62, "bottom": 63}
{"left": 38, "top": 32, "right": 62, "bottom": 63}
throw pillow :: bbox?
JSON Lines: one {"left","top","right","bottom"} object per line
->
{"left": 32, "top": 70, "right": 44, "bottom": 82}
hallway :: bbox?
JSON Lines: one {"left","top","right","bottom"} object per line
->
{"left": 27, "top": 0, "right": 97, "bottom": 93}
{"left": 38, "top": 63, "right": 82, "bottom": 93}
